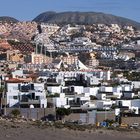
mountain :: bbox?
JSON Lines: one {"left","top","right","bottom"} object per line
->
{"left": 0, "top": 16, "right": 18, "bottom": 23}
{"left": 33, "top": 11, "right": 140, "bottom": 29}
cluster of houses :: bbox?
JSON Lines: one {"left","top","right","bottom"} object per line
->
{"left": 0, "top": 67, "right": 139, "bottom": 124}
{"left": 0, "top": 22, "right": 140, "bottom": 125}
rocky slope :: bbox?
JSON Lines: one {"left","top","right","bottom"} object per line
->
{"left": 0, "top": 16, "right": 18, "bottom": 23}
{"left": 33, "top": 11, "right": 140, "bottom": 29}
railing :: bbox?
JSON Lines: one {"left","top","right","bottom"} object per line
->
{"left": 20, "top": 99, "right": 40, "bottom": 104}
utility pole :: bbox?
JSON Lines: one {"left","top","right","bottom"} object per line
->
{"left": 35, "top": 43, "right": 38, "bottom": 54}
{"left": 3, "top": 80, "right": 6, "bottom": 116}
{"left": 105, "top": 107, "right": 107, "bottom": 121}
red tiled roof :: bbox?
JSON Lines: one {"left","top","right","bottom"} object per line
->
{"left": 11, "top": 43, "right": 34, "bottom": 54}
{"left": 6, "top": 78, "right": 23, "bottom": 83}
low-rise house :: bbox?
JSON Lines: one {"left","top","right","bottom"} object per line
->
{"left": 84, "top": 87, "right": 99, "bottom": 97}
{"left": 98, "top": 86, "right": 113, "bottom": 100}
{"left": 6, "top": 82, "right": 47, "bottom": 108}
{"left": 131, "top": 99, "right": 140, "bottom": 114}
{"left": 132, "top": 81, "right": 140, "bottom": 89}
{"left": 97, "top": 93, "right": 106, "bottom": 100}
{"left": 53, "top": 92, "right": 90, "bottom": 108}
{"left": 121, "top": 84, "right": 134, "bottom": 99}
{"left": 113, "top": 86, "right": 123, "bottom": 99}
{"left": 116, "top": 99, "right": 140, "bottom": 114}
{"left": 53, "top": 93, "right": 67, "bottom": 108}
{"left": 86, "top": 76, "right": 100, "bottom": 86}
{"left": 96, "top": 100, "right": 114, "bottom": 110}
{"left": 47, "top": 86, "right": 62, "bottom": 94}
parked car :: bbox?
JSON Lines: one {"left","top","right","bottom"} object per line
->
{"left": 120, "top": 123, "right": 128, "bottom": 128}
{"left": 111, "top": 122, "right": 119, "bottom": 127}
{"left": 130, "top": 123, "right": 140, "bottom": 129}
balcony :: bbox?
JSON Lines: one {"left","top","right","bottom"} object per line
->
{"left": 20, "top": 99, "right": 40, "bottom": 105}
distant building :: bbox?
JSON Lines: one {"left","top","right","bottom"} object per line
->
{"left": 41, "top": 23, "right": 60, "bottom": 35}
{"left": 62, "top": 55, "right": 78, "bottom": 65}
{"left": 31, "top": 52, "right": 51, "bottom": 64}
{"left": 7, "top": 50, "right": 24, "bottom": 62}
{"left": 0, "top": 39, "right": 11, "bottom": 50}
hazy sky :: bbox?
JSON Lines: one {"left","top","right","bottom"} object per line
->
{"left": 0, "top": 0, "right": 140, "bottom": 22}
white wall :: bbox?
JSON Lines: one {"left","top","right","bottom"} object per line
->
{"left": 12, "top": 70, "right": 23, "bottom": 78}
{"left": 6, "top": 83, "right": 47, "bottom": 108}
{"left": 6, "top": 83, "right": 19, "bottom": 107}
{"left": 121, "top": 85, "right": 132, "bottom": 91}
{"left": 116, "top": 100, "right": 131, "bottom": 108}
{"left": 131, "top": 99, "right": 140, "bottom": 108}
{"left": 132, "top": 81, "right": 140, "bottom": 89}
{"left": 80, "top": 96, "right": 90, "bottom": 101}
{"left": 99, "top": 86, "right": 113, "bottom": 92}
{"left": 40, "top": 99, "right": 47, "bottom": 108}
{"left": 53, "top": 97, "right": 67, "bottom": 107}
{"left": 90, "top": 87, "right": 99, "bottom": 96}
{"left": 47, "top": 86, "right": 61, "bottom": 94}
{"left": 74, "top": 86, "right": 84, "bottom": 94}
{"left": 96, "top": 100, "right": 113, "bottom": 110}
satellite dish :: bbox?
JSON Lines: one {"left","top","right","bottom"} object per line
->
{"left": 30, "top": 104, "right": 34, "bottom": 108}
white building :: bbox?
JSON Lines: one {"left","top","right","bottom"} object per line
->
{"left": 113, "top": 86, "right": 123, "bottom": 98}
{"left": 12, "top": 70, "right": 24, "bottom": 78}
{"left": 55, "top": 70, "right": 111, "bottom": 84}
{"left": 53, "top": 93, "right": 67, "bottom": 108}
{"left": 116, "top": 99, "right": 140, "bottom": 114}
{"left": 99, "top": 86, "right": 113, "bottom": 93}
{"left": 41, "top": 23, "right": 60, "bottom": 35}
{"left": 53, "top": 92, "right": 90, "bottom": 108}
{"left": 6, "top": 83, "right": 47, "bottom": 108}
{"left": 84, "top": 87, "right": 99, "bottom": 97}
{"left": 47, "top": 86, "right": 62, "bottom": 94}
{"left": 96, "top": 100, "right": 114, "bottom": 110}
{"left": 132, "top": 81, "right": 140, "bottom": 89}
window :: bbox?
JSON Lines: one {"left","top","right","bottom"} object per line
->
{"left": 31, "top": 93, "right": 35, "bottom": 100}
{"left": 36, "top": 96, "right": 40, "bottom": 100}
{"left": 30, "top": 84, "right": 34, "bottom": 90}
{"left": 13, "top": 96, "right": 18, "bottom": 100}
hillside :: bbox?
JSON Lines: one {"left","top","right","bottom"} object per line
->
{"left": 33, "top": 11, "right": 140, "bottom": 29}
{"left": 0, "top": 16, "right": 18, "bottom": 23}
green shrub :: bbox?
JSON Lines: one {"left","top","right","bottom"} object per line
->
{"left": 56, "top": 108, "right": 71, "bottom": 120}
{"left": 11, "top": 109, "right": 21, "bottom": 117}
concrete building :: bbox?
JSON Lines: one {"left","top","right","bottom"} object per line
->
{"left": 62, "top": 55, "right": 78, "bottom": 65}
{"left": 6, "top": 83, "right": 47, "bottom": 108}
{"left": 7, "top": 50, "right": 24, "bottom": 62}
{"left": 31, "top": 52, "right": 50, "bottom": 64}
{"left": 96, "top": 100, "right": 114, "bottom": 110}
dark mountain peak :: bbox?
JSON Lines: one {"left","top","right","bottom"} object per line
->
{"left": 0, "top": 16, "right": 19, "bottom": 23}
{"left": 33, "top": 11, "right": 140, "bottom": 29}
{"left": 33, "top": 11, "right": 56, "bottom": 22}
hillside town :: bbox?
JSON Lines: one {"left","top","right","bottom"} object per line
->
{"left": 0, "top": 21, "right": 140, "bottom": 128}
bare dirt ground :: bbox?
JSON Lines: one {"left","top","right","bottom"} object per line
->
{"left": 0, "top": 119, "right": 140, "bottom": 140}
